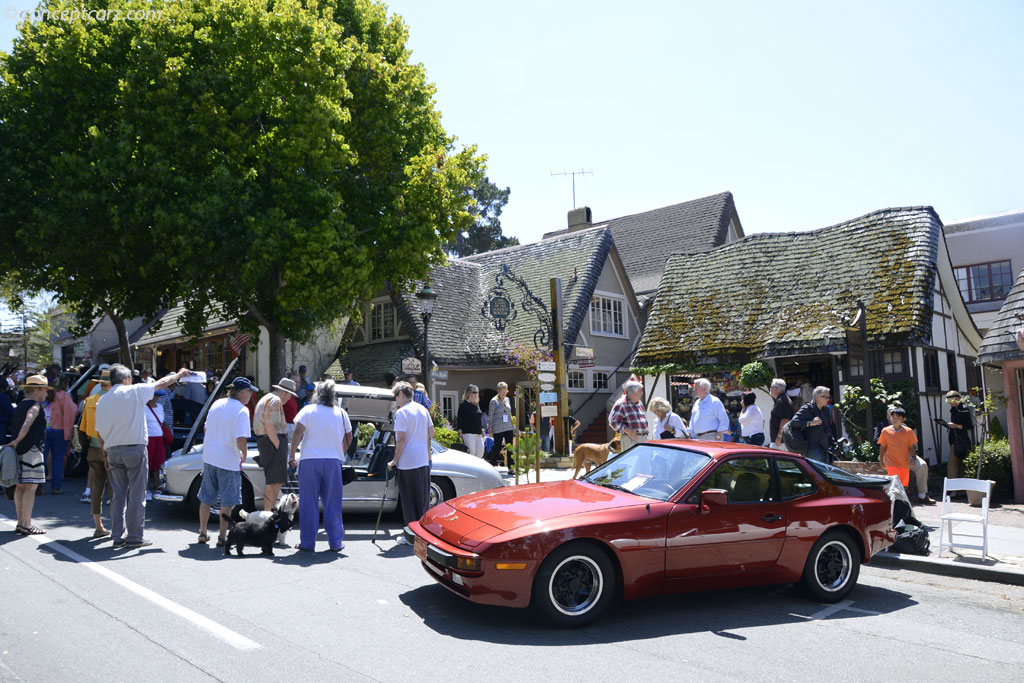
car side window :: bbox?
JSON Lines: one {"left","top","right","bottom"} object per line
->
{"left": 775, "top": 458, "right": 816, "bottom": 499}
{"left": 687, "top": 457, "right": 774, "bottom": 504}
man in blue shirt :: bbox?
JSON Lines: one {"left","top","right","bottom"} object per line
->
{"left": 688, "top": 378, "right": 729, "bottom": 441}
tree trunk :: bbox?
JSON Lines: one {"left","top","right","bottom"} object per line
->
{"left": 268, "top": 325, "right": 287, "bottom": 383}
{"left": 106, "top": 308, "right": 134, "bottom": 373}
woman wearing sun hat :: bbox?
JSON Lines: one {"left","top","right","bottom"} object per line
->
{"left": 7, "top": 375, "right": 49, "bottom": 534}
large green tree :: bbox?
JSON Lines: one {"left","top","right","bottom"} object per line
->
{"left": 1, "top": 0, "right": 484, "bottom": 378}
{"left": 445, "top": 176, "right": 516, "bottom": 257}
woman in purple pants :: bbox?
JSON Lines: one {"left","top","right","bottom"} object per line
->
{"left": 288, "top": 380, "right": 351, "bottom": 552}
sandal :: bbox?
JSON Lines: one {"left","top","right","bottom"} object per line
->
{"left": 14, "top": 525, "right": 28, "bottom": 535}
{"left": 294, "top": 544, "right": 314, "bottom": 552}
{"left": 215, "top": 537, "right": 228, "bottom": 547}
{"left": 22, "top": 526, "right": 45, "bottom": 535}
{"left": 197, "top": 533, "right": 210, "bottom": 544}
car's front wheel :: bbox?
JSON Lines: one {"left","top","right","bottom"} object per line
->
{"left": 531, "top": 542, "right": 615, "bottom": 626}
{"left": 800, "top": 530, "right": 860, "bottom": 602}
{"left": 427, "top": 477, "right": 455, "bottom": 509}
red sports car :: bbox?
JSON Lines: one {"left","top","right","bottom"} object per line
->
{"left": 410, "top": 440, "right": 897, "bottom": 625}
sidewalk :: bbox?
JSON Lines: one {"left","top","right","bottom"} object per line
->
{"left": 500, "top": 467, "right": 1024, "bottom": 585}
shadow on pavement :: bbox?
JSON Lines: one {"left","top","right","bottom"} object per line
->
{"left": 400, "top": 582, "right": 917, "bottom": 644}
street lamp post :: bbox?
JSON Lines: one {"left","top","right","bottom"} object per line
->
{"left": 416, "top": 285, "right": 437, "bottom": 400}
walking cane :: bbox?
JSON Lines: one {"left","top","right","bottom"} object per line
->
{"left": 372, "top": 467, "right": 394, "bottom": 548}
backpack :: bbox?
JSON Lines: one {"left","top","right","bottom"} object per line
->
{"left": 891, "top": 524, "right": 930, "bottom": 555}
{"left": 781, "top": 420, "right": 807, "bottom": 454}
{"left": 0, "top": 444, "right": 18, "bottom": 489}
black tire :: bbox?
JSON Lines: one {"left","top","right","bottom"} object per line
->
{"left": 428, "top": 477, "right": 456, "bottom": 509}
{"left": 800, "top": 530, "right": 860, "bottom": 603}
{"left": 531, "top": 542, "right": 616, "bottom": 626}
{"left": 186, "top": 474, "right": 203, "bottom": 517}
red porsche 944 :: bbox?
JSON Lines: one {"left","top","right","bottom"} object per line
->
{"left": 410, "top": 441, "right": 897, "bottom": 625}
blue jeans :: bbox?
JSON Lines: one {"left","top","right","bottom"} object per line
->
{"left": 197, "top": 463, "right": 242, "bottom": 507}
{"left": 44, "top": 428, "right": 67, "bottom": 492}
{"left": 806, "top": 443, "right": 828, "bottom": 463}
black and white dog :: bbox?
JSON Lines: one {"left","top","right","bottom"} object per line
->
{"left": 222, "top": 493, "right": 299, "bottom": 556}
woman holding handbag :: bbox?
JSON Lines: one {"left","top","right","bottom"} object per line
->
{"left": 144, "top": 391, "right": 172, "bottom": 500}
{"left": 7, "top": 375, "right": 49, "bottom": 534}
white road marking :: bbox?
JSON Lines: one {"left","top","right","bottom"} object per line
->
{"left": 377, "top": 599, "right": 389, "bottom": 605}
{"left": 797, "top": 600, "right": 883, "bottom": 621}
{"left": 0, "top": 516, "right": 260, "bottom": 650}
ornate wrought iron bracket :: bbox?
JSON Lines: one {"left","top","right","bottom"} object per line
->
{"left": 481, "top": 264, "right": 553, "bottom": 350}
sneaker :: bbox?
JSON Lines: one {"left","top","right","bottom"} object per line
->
{"left": 917, "top": 495, "right": 936, "bottom": 505}
{"left": 394, "top": 536, "right": 411, "bottom": 546}
{"left": 126, "top": 539, "right": 153, "bottom": 549}
{"left": 92, "top": 528, "right": 111, "bottom": 539}
{"left": 80, "top": 493, "right": 91, "bottom": 503}
{"left": 113, "top": 539, "right": 127, "bottom": 548}
{"left": 145, "top": 491, "right": 153, "bottom": 501}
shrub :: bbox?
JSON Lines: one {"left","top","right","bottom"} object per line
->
{"left": 356, "top": 422, "right": 376, "bottom": 447}
{"left": 989, "top": 416, "right": 1006, "bottom": 440}
{"left": 739, "top": 362, "right": 773, "bottom": 391}
{"left": 434, "top": 426, "right": 459, "bottom": 449}
{"left": 852, "top": 440, "right": 878, "bottom": 462}
{"left": 963, "top": 438, "right": 1013, "bottom": 500}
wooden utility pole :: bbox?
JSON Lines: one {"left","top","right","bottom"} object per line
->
{"left": 550, "top": 278, "right": 570, "bottom": 458}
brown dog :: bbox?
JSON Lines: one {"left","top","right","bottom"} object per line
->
{"left": 572, "top": 436, "right": 622, "bottom": 479}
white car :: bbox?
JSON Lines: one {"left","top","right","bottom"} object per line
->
{"left": 156, "top": 377, "right": 504, "bottom": 513}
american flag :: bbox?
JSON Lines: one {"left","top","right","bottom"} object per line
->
{"left": 228, "top": 332, "right": 251, "bottom": 357}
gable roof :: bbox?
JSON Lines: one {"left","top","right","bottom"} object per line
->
{"left": 978, "top": 266, "right": 1024, "bottom": 364}
{"left": 633, "top": 207, "right": 944, "bottom": 369}
{"left": 135, "top": 303, "right": 235, "bottom": 346}
{"left": 544, "top": 191, "right": 741, "bottom": 299}
{"left": 392, "top": 227, "right": 620, "bottom": 366}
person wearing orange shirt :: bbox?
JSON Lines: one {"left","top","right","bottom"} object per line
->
{"left": 878, "top": 406, "right": 934, "bottom": 504}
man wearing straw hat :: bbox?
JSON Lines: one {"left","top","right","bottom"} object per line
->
{"left": 253, "top": 377, "right": 298, "bottom": 511}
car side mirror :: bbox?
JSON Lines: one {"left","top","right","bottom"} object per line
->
{"left": 700, "top": 489, "right": 729, "bottom": 515}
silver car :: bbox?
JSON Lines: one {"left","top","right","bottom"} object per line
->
{"left": 156, "top": 373, "right": 504, "bottom": 513}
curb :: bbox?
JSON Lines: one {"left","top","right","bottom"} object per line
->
{"left": 870, "top": 551, "right": 1024, "bottom": 586}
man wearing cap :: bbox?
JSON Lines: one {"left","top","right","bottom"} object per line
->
{"left": 254, "top": 377, "right": 297, "bottom": 511}
{"left": 95, "top": 364, "right": 191, "bottom": 549}
{"left": 296, "top": 365, "right": 314, "bottom": 407}
{"left": 197, "top": 377, "right": 254, "bottom": 546}
{"left": 341, "top": 370, "right": 360, "bottom": 386}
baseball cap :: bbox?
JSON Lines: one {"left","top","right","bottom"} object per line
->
{"left": 230, "top": 377, "right": 257, "bottom": 392}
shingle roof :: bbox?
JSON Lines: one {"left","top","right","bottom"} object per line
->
{"left": 394, "top": 227, "right": 617, "bottom": 366}
{"left": 943, "top": 208, "right": 1024, "bottom": 234}
{"left": 135, "top": 303, "right": 235, "bottom": 346}
{"left": 977, "top": 267, "right": 1024, "bottom": 364}
{"left": 329, "top": 340, "right": 418, "bottom": 383}
{"left": 544, "top": 192, "right": 740, "bottom": 298}
{"left": 633, "top": 207, "right": 942, "bottom": 369}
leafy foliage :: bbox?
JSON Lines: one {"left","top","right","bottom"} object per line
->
{"left": 445, "top": 176, "right": 517, "bottom": 257}
{"left": 434, "top": 426, "right": 458, "bottom": 449}
{"left": 964, "top": 438, "right": 1013, "bottom": 500}
{"left": 738, "top": 361, "right": 773, "bottom": 391}
{"left": 1, "top": 0, "right": 486, "bottom": 377}
{"left": 356, "top": 422, "right": 376, "bottom": 447}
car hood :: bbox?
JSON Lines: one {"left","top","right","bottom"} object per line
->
{"left": 420, "top": 480, "right": 647, "bottom": 542}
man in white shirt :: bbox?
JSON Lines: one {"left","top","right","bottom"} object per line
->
{"left": 197, "top": 377, "right": 255, "bottom": 547}
{"left": 388, "top": 381, "right": 434, "bottom": 545}
{"left": 95, "top": 363, "right": 191, "bottom": 548}
{"left": 688, "top": 378, "right": 730, "bottom": 441}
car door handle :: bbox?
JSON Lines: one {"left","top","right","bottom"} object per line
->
{"left": 761, "top": 513, "right": 783, "bottom": 522}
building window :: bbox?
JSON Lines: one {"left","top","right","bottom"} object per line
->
{"left": 882, "top": 350, "right": 903, "bottom": 375}
{"left": 590, "top": 295, "right": 624, "bottom": 336}
{"left": 946, "top": 353, "right": 959, "bottom": 392}
{"left": 370, "top": 302, "right": 395, "bottom": 341}
{"left": 923, "top": 349, "right": 940, "bottom": 392}
{"left": 848, "top": 355, "right": 864, "bottom": 377}
{"left": 592, "top": 371, "right": 609, "bottom": 390}
{"left": 568, "top": 371, "right": 585, "bottom": 390}
{"left": 954, "top": 261, "right": 1013, "bottom": 303}
{"left": 440, "top": 393, "right": 456, "bottom": 423}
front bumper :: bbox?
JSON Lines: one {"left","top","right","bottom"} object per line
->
{"left": 409, "top": 521, "right": 535, "bottom": 608}
{"left": 153, "top": 492, "right": 184, "bottom": 503}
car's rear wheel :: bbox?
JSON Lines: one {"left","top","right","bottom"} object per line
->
{"left": 428, "top": 477, "right": 455, "bottom": 509}
{"left": 185, "top": 473, "right": 256, "bottom": 516}
{"left": 800, "top": 530, "right": 860, "bottom": 603}
{"left": 532, "top": 542, "right": 615, "bottom": 626}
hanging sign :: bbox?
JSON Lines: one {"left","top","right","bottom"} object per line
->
{"left": 539, "top": 391, "right": 558, "bottom": 403}
{"left": 572, "top": 346, "right": 594, "bottom": 360}
{"left": 537, "top": 372, "right": 557, "bottom": 382}
{"left": 540, "top": 405, "right": 559, "bottom": 417}
{"left": 401, "top": 358, "right": 422, "bottom": 374}
{"left": 540, "top": 383, "right": 555, "bottom": 391}
{"left": 537, "top": 361, "right": 556, "bottom": 372}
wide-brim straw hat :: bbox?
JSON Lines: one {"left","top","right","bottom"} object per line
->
{"left": 20, "top": 374, "right": 49, "bottom": 390}
{"left": 273, "top": 377, "right": 298, "bottom": 396}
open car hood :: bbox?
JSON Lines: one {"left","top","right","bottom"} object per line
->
{"left": 333, "top": 385, "right": 395, "bottom": 422}
{"left": 422, "top": 480, "right": 646, "bottom": 537}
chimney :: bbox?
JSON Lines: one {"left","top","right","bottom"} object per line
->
{"left": 567, "top": 206, "right": 593, "bottom": 232}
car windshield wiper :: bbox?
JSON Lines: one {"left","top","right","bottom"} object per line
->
{"left": 596, "top": 482, "right": 631, "bottom": 493}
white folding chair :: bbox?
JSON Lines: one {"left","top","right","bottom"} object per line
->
{"left": 938, "top": 478, "right": 992, "bottom": 559}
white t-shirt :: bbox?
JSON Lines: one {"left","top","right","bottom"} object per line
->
{"left": 144, "top": 403, "right": 164, "bottom": 436}
{"left": 653, "top": 412, "right": 688, "bottom": 438}
{"left": 739, "top": 405, "right": 764, "bottom": 437}
{"left": 295, "top": 404, "right": 352, "bottom": 462}
{"left": 95, "top": 382, "right": 156, "bottom": 448}
{"left": 202, "top": 398, "right": 252, "bottom": 471}
{"left": 394, "top": 400, "right": 432, "bottom": 470}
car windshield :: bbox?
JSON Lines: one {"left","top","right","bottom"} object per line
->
{"left": 581, "top": 444, "right": 711, "bottom": 502}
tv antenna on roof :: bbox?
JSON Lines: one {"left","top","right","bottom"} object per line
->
{"left": 550, "top": 168, "right": 593, "bottom": 208}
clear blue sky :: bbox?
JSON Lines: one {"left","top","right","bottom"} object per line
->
{"left": 3, "top": 0, "right": 1022, "bottom": 250}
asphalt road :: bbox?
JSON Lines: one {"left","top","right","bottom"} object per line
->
{"left": 2, "top": 484, "right": 1023, "bottom": 683}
